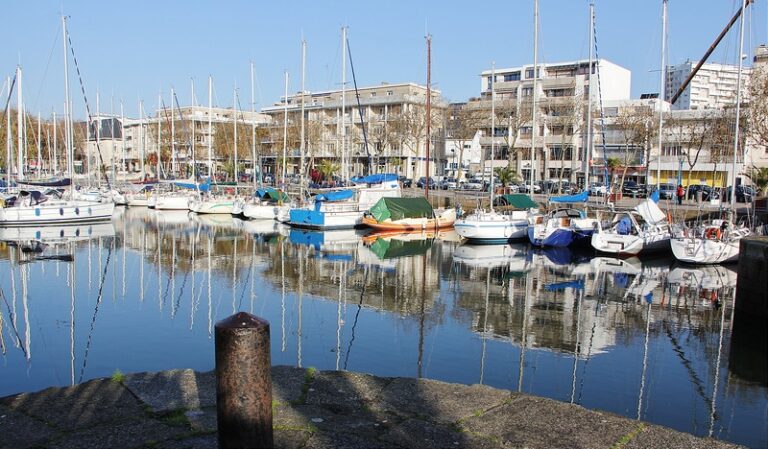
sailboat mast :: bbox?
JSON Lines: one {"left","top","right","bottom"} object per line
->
{"left": 730, "top": 0, "right": 747, "bottom": 210}
{"left": 282, "top": 71, "right": 288, "bottom": 186}
{"left": 37, "top": 111, "right": 41, "bottom": 178}
{"left": 190, "top": 79, "right": 196, "bottom": 183}
{"left": 95, "top": 92, "right": 99, "bottom": 185}
{"left": 300, "top": 39, "right": 306, "bottom": 195}
{"left": 17, "top": 66, "right": 23, "bottom": 181}
{"left": 5, "top": 76, "right": 11, "bottom": 187}
{"left": 139, "top": 100, "right": 145, "bottom": 178}
{"left": 53, "top": 111, "right": 57, "bottom": 176}
{"left": 157, "top": 93, "right": 162, "bottom": 180}
{"left": 208, "top": 76, "right": 212, "bottom": 179}
{"left": 120, "top": 101, "right": 125, "bottom": 182}
{"left": 234, "top": 86, "right": 238, "bottom": 187}
{"left": 251, "top": 62, "right": 258, "bottom": 188}
{"left": 490, "top": 62, "right": 495, "bottom": 211}
{"left": 426, "top": 34, "right": 432, "bottom": 196}
{"left": 585, "top": 1, "right": 594, "bottom": 189}
{"left": 171, "top": 87, "right": 176, "bottom": 177}
{"left": 530, "top": 0, "right": 539, "bottom": 193}
{"left": 656, "top": 0, "right": 668, "bottom": 190}
{"left": 62, "top": 16, "right": 74, "bottom": 187}
{"left": 341, "top": 26, "right": 347, "bottom": 183}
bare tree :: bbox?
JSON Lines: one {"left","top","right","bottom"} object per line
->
{"left": 446, "top": 104, "right": 482, "bottom": 181}
{"left": 665, "top": 110, "right": 712, "bottom": 190}
{"left": 613, "top": 105, "right": 656, "bottom": 192}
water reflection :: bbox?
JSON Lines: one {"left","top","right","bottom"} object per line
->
{"left": 0, "top": 208, "right": 765, "bottom": 448}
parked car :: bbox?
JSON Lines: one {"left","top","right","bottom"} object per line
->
{"left": 438, "top": 177, "right": 458, "bottom": 190}
{"left": 622, "top": 181, "right": 646, "bottom": 198}
{"left": 588, "top": 182, "right": 607, "bottom": 196}
{"left": 461, "top": 178, "right": 483, "bottom": 191}
{"left": 687, "top": 184, "right": 719, "bottom": 201}
{"left": 397, "top": 176, "right": 412, "bottom": 188}
{"left": 721, "top": 185, "right": 755, "bottom": 203}
{"left": 517, "top": 183, "right": 541, "bottom": 194}
{"left": 416, "top": 177, "right": 436, "bottom": 189}
{"left": 655, "top": 183, "right": 676, "bottom": 200}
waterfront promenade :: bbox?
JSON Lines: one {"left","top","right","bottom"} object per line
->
{"left": 0, "top": 367, "right": 743, "bottom": 449}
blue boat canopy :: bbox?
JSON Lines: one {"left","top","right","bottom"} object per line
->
{"left": 173, "top": 178, "right": 211, "bottom": 192}
{"left": 549, "top": 191, "right": 588, "bottom": 203}
{"left": 350, "top": 173, "right": 398, "bottom": 185}
{"left": 315, "top": 189, "right": 354, "bottom": 202}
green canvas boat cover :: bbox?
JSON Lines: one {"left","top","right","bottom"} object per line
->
{"left": 368, "top": 197, "right": 434, "bottom": 222}
{"left": 496, "top": 194, "right": 538, "bottom": 209}
{"left": 368, "top": 237, "right": 433, "bottom": 260}
{"left": 265, "top": 189, "right": 290, "bottom": 202}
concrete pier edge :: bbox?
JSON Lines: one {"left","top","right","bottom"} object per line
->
{"left": 0, "top": 366, "right": 744, "bottom": 449}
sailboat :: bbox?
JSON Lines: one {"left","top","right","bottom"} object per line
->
{"left": 671, "top": 0, "right": 751, "bottom": 264}
{"left": 454, "top": 64, "right": 536, "bottom": 243}
{"left": 189, "top": 81, "right": 236, "bottom": 214}
{"left": 0, "top": 19, "right": 115, "bottom": 226}
{"left": 527, "top": 191, "right": 597, "bottom": 247}
{"left": 591, "top": 196, "right": 672, "bottom": 255}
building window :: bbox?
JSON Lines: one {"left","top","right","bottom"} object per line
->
{"left": 386, "top": 90, "right": 393, "bottom": 96}
{"left": 549, "top": 146, "right": 573, "bottom": 160}
{"left": 521, "top": 87, "right": 533, "bottom": 97}
{"left": 504, "top": 72, "right": 521, "bottom": 82}
{"left": 662, "top": 145, "right": 682, "bottom": 157}
{"left": 370, "top": 92, "right": 377, "bottom": 97}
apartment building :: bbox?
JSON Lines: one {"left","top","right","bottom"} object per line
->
{"left": 472, "top": 58, "right": 631, "bottom": 186}
{"left": 87, "top": 107, "right": 270, "bottom": 178}
{"left": 665, "top": 60, "right": 751, "bottom": 111}
{"left": 261, "top": 82, "right": 447, "bottom": 180}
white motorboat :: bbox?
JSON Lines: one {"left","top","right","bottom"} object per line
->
{"left": 591, "top": 198, "right": 671, "bottom": 256}
{"left": 670, "top": 219, "right": 750, "bottom": 264}
{"left": 455, "top": 209, "right": 531, "bottom": 242}
{"left": 153, "top": 192, "right": 191, "bottom": 211}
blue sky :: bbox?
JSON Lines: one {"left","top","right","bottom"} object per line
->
{"left": 1, "top": 1, "right": 765, "bottom": 119}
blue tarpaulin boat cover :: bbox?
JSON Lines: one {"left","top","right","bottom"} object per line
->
{"left": 173, "top": 178, "right": 211, "bottom": 192}
{"left": 649, "top": 190, "right": 660, "bottom": 203}
{"left": 549, "top": 191, "right": 588, "bottom": 203}
{"left": 315, "top": 189, "right": 354, "bottom": 202}
{"left": 350, "top": 173, "right": 398, "bottom": 185}
{"left": 544, "top": 279, "right": 585, "bottom": 291}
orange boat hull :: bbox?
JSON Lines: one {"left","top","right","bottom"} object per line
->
{"left": 361, "top": 216, "right": 455, "bottom": 232}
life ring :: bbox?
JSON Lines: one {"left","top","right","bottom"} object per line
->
{"left": 705, "top": 228, "right": 721, "bottom": 240}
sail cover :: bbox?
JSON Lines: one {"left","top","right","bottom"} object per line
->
{"left": 634, "top": 199, "right": 666, "bottom": 225}
{"left": 315, "top": 189, "right": 354, "bottom": 202}
{"left": 351, "top": 173, "right": 398, "bottom": 185}
{"left": 368, "top": 197, "right": 434, "bottom": 222}
{"left": 496, "top": 194, "right": 538, "bottom": 209}
{"left": 549, "top": 191, "right": 588, "bottom": 203}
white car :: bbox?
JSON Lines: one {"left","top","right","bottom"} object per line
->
{"left": 589, "top": 183, "right": 607, "bottom": 196}
{"left": 462, "top": 179, "right": 483, "bottom": 190}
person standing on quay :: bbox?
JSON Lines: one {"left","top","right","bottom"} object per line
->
{"left": 676, "top": 184, "right": 684, "bottom": 205}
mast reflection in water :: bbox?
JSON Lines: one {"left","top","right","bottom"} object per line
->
{"left": 0, "top": 207, "right": 765, "bottom": 448}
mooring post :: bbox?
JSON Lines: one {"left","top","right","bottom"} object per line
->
{"left": 215, "top": 312, "right": 273, "bottom": 449}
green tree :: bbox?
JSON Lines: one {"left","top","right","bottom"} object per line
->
{"left": 746, "top": 166, "right": 768, "bottom": 195}
{"left": 318, "top": 159, "right": 340, "bottom": 181}
{"left": 494, "top": 165, "right": 519, "bottom": 187}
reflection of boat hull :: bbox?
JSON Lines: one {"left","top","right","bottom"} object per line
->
{"left": 453, "top": 243, "right": 526, "bottom": 268}
{"left": 454, "top": 210, "right": 528, "bottom": 243}
{"left": 361, "top": 208, "right": 456, "bottom": 232}
{"left": 232, "top": 218, "right": 286, "bottom": 236}
{"left": 0, "top": 221, "right": 116, "bottom": 243}
{"left": 667, "top": 264, "right": 737, "bottom": 289}
{"left": 289, "top": 228, "right": 361, "bottom": 252}
{"left": 0, "top": 200, "right": 115, "bottom": 226}
{"left": 152, "top": 210, "right": 191, "bottom": 225}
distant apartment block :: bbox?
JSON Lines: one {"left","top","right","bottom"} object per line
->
{"left": 664, "top": 60, "right": 751, "bottom": 110}
{"left": 261, "top": 82, "right": 447, "bottom": 180}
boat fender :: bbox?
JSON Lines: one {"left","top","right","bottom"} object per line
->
{"left": 705, "top": 228, "right": 721, "bottom": 240}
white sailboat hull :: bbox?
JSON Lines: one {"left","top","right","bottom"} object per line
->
{"left": 0, "top": 200, "right": 115, "bottom": 226}
{"left": 189, "top": 197, "right": 234, "bottom": 214}
{"left": 154, "top": 194, "right": 190, "bottom": 211}
{"left": 243, "top": 202, "right": 289, "bottom": 221}
{"left": 670, "top": 236, "right": 743, "bottom": 264}
{"left": 591, "top": 229, "right": 671, "bottom": 256}
{"left": 454, "top": 210, "right": 528, "bottom": 242}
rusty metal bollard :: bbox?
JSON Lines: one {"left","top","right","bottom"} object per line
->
{"left": 215, "top": 312, "right": 273, "bottom": 449}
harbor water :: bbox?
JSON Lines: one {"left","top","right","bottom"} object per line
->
{"left": 0, "top": 206, "right": 765, "bottom": 448}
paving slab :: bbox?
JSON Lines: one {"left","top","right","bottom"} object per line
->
{"left": 272, "top": 365, "right": 308, "bottom": 404}
{"left": 123, "top": 369, "right": 215, "bottom": 413}
{"left": 0, "top": 403, "right": 57, "bottom": 449}
{"left": 0, "top": 378, "right": 144, "bottom": 430}
{"left": 305, "top": 370, "right": 392, "bottom": 412}
{"left": 381, "top": 418, "right": 499, "bottom": 449}
{"left": 374, "top": 377, "right": 510, "bottom": 424}
{"left": 44, "top": 417, "right": 189, "bottom": 449}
